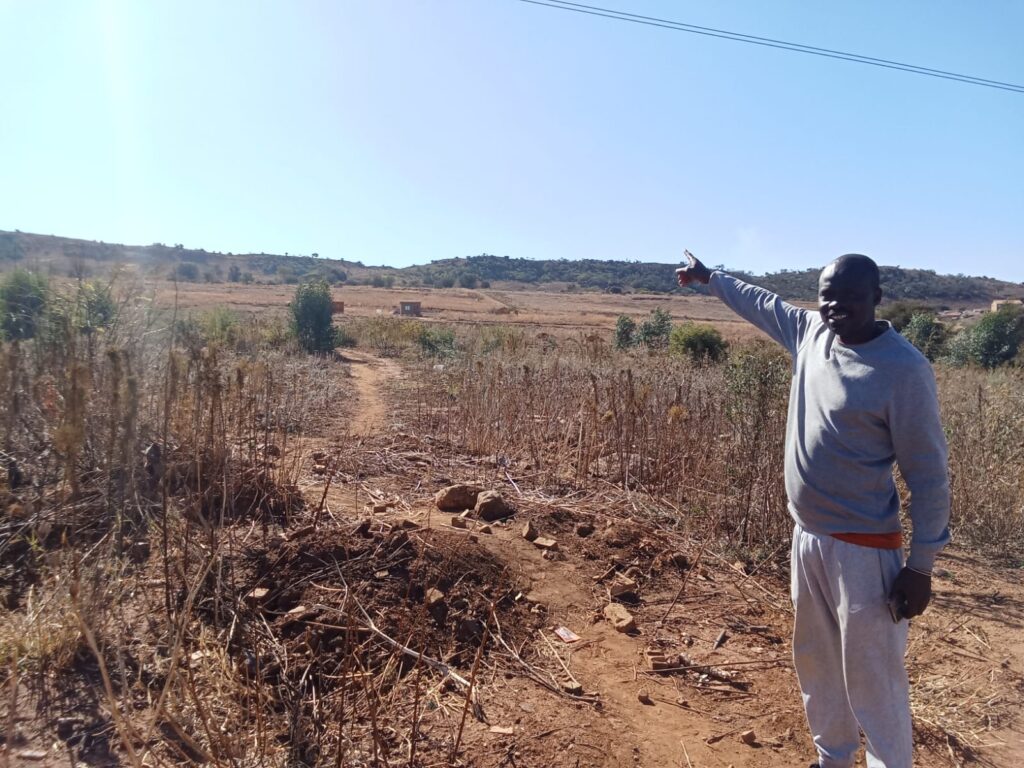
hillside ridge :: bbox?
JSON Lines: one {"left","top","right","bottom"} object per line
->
{"left": 2, "top": 229, "right": 1021, "bottom": 304}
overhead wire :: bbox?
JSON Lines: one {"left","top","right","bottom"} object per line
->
{"left": 519, "top": 0, "right": 1024, "bottom": 94}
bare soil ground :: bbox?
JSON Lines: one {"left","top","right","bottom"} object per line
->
{"left": 290, "top": 355, "right": 1024, "bottom": 767}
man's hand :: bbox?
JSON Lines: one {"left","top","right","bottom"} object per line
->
{"left": 889, "top": 567, "right": 932, "bottom": 620}
{"left": 675, "top": 250, "right": 713, "bottom": 287}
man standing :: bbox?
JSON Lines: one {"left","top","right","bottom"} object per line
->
{"left": 676, "top": 252, "right": 949, "bottom": 768}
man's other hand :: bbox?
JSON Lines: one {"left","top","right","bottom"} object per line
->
{"left": 675, "top": 250, "right": 712, "bottom": 287}
{"left": 889, "top": 567, "right": 932, "bottom": 619}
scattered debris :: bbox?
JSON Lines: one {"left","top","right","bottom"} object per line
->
{"left": 644, "top": 648, "right": 673, "bottom": 671}
{"left": 603, "top": 603, "right": 636, "bottom": 633}
{"left": 479, "top": 524, "right": 493, "bottom": 534}
{"left": 553, "top": 626, "right": 581, "bottom": 643}
{"left": 610, "top": 573, "right": 639, "bottom": 599}
{"left": 451, "top": 516, "right": 468, "bottom": 529}
{"left": 489, "top": 725, "right": 515, "bottom": 735}
{"left": 712, "top": 628, "right": 729, "bottom": 650}
{"left": 425, "top": 588, "right": 446, "bottom": 608}
{"left": 532, "top": 536, "right": 558, "bottom": 551}
{"left": 244, "top": 587, "right": 269, "bottom": 606}
{"left": 637, "top": 689, "right": 653, "bottom": 705}
{"left": 739, "top": 729, "right": 757, "bottom": 746}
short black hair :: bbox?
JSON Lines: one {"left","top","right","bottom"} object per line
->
{"left": 832, "top": 253, "right": 880, "bottom": 290}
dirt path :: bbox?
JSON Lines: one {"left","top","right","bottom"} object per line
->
{"left": 326, "top": 352, "right": 1024, "bottom": 767}
{"left": 340, "top": 349, "right": 401, "bottom": 436}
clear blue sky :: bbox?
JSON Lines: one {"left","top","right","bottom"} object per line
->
{"left": 2, "top": 1, "right": 1022, "bottom": 280}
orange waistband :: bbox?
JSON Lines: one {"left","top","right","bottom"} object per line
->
{"left": 831, "top": 531, "right": 904, "bottom": 550}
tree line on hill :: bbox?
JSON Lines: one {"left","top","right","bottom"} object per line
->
{"left": 3, "top": 231, "right": 1022, "bottom": 305}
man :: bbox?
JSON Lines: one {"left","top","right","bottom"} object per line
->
{"left": 676, "top": 252, "right": 949, "bottom": 768}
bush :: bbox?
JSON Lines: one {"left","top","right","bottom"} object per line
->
{"left": 79, "top": 280, "right": 117, "bottom": 335}
{"left": 176, "top": 262, "right": 200, "bottom": 281}
{"left": 637, "top": 308, "right": 673, "bottom": 349}
{"left": 291, "top": 279, "right": 337, "bottom": 353}
{"left": 416, "top": 326, "right": 457, "bottom": 357}
{"left": 614, "top": 315, "right": 636, "bottom": 349}
{"left": 669, "top": 322, "right": 728, "bottom": 362}
{"left": 457, "top": 272, "right": 479, "bottom": 289}
{"left": 0, "top": 269, "right": 48, "bottom": 340}
{"left": 879, "top": 300, "right": 936, "bottom": 332}
{"left": 228, "top": 264, "right": 242, "bottom": 282}
{"left": 944, "top": 306, "right": 1023, "bottom": 368}
{"left": 241, "top": 272, "right": 254, "bottom": 284}
{"left": 902, "top": 313, "right": 947, "bottom": 361}
{"left": 200, "top": 307, "right": 240, "bottom": 346}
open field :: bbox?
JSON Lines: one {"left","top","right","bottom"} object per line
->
{"left": 0, "top": 274, "right": 1022, "bottom": 767}
{"left": 150, "top": 282, "right": 770, "bottom": 341}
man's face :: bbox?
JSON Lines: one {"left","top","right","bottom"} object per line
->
{"left": 818, "top": 263, "right": 882, "bottom": 342}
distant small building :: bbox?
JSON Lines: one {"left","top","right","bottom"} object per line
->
{"left": 398, "top": 301, "right": 422, "bottom": 317}
{"left": 991, "top": 298, "right": 1023, "bottom": 312}
{"left": 331, "top": 300, "right": 345, "bottom": 315}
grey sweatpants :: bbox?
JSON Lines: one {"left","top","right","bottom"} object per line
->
{"left": 791, "top": 525, "right": 913, "bottom": 768}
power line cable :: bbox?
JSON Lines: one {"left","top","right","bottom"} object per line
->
{"left": 519, "top": 0, "right": 1024, "bottom": 94}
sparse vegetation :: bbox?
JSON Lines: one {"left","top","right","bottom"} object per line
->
{"left": 0, "top": 268, "right": 48, "bottom": 340}
{"left": 669, "top": 321, "right": 728, "bottom": 362}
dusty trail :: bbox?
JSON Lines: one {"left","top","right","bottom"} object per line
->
{"left": 341, "top": 349, "right": 401, "bottom": 436}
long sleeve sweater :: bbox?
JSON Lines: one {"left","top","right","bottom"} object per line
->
{"left": 709, "top": 272, "right": 951, "bottom": 571}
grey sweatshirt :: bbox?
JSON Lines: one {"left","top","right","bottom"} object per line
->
{"left": 709, "top": 272, "right": 950, "bottom": 571}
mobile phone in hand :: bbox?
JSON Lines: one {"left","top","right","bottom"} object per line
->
{"left": 887, "top": 594, "right": 906, "bottom": 623}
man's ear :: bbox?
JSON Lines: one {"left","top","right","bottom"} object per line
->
{"left": 874, "top": 287, "right": 883, "bottom": 306}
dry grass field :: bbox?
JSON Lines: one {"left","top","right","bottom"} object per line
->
{"left": 150, "top": 281, "right": 769, "bottom": 342}
{"left": 0, "top": 274, "right": 1021, "bottom": 767}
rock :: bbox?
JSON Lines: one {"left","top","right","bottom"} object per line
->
{"left": 244, "top": 587, "right": 269, "bottom": 606}
{"left": 354, "top": 519, "right": 372, "bottom": 536}
{"left": 457, "top": 618, "right": 485, "bottom": 644}
{"left": 532, "top": 536, "right": 558, "bottom": 550}
{"left": 312, "top": 463, "right": 328, "bottom": 475}
{"left": 575, "top": 521, "right": 595, "bottom": 537}
{"left": 15, "top": 751, "right": 48, "bottom": 761}
{"left": 425, "top": 588, "right": 445, "bottom": 608}
{"left": 262, "top": 443, "right": 281, "bottom": 458}
{"left": 435, "top": 484, "right": 482, "bottom": 512}
{"left": 397, "top": 518, "right": 419, "bottom": 529}
{"left": 451, "top": 516, "right": 468, "bottom": 529}
{"left": 542, "top": 549, "right": 565, "bottom": 561}
{"left": 489, "top": 725, "right": 515, "bottom": 735}
{"left": 739, "top": 729, "right": 757, "bottom": 746}
{"left": 56, "top": 717, "right": 80, "bottom": 740}
{"left": 371, "top": 503, "right": 389, "bottom": 514}
{"left": 521, "top": 520, "right": 538, "bottom": 541}
{"left": 603, "top": 603, "right": 636, "bottom": 633}
{"left": 475, "top": 489, "right": 513, "bottom": 521}
{"left": 610, "top": 574, "right": 639, "bottom": 599}
{"left": 479, "top": 524, "right": 493, "bottom": 534}
{"left": 637, "top": 690, "right": 653, "bottom": 705}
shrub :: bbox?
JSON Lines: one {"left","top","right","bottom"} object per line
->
{"left": 175, "top": 262, "right": 200, "bottom": 281}
{"left": 416, "top": 326, "right": 457, "bottom": 357}
{"left": 290, "top": 279, "right": 337, "bottom": 353}
{"left": 669, "top": 322, "right": 728, "bottom": 362}
{"left": 0, "top": 269, "right": 48, "bottom": 340}
{"left": 79, "top": 280, "right": 117, "bottom": 335}
{"left": 902, "top": 313, "right": 947, "bottom": 361}
{"left": 241, "top": 272, "right": 254, "bottom": 284}
{"left": 614, "top": 315, "right": 636, "bottom": 349}
{"left": 944, "top": 306, "right": 1023, "bottom": 368}
{"left": 879, "top": 300, "right": 936, "bottom": 332}
{"left": 457, "top": 272, "right": 479, "bottom": 289}
{"left": 200, "top": 307, "right": 240, "bottom": 346}
{"left": 228, "top": 264, "right": 242, "bottom": 282}
{"left": 637, "top": 308, "right": 673, "bottom": 349}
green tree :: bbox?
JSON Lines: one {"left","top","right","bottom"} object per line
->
{"left": 457, "top": 272, "right": 479, "bottom": 289}
{"left": 901, "top": 313, "right": 947, "bottom": 361}
{"left": 291, "top": 279, "right": 337, "bottom": 353}
{"left": 175, "top": 262, "right": 200, "bottom": 281}
{"left": 614, "top": 315, "right": 636, "bottom": 349}
{"left": 944, "top": 306, "right": 1023, "bottom": 368}
{"left": 669, "top": 322, "right": 728, "bottom": 362}
{"left": 637, "top": 307, "right": 673, "bottom": 349}
{"left": 0, "top": 269, "right": 48, "bottom": 340}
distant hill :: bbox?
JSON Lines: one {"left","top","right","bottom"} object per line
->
{"left": 2, "top": 230, "right": 1021, "bottom": 306}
